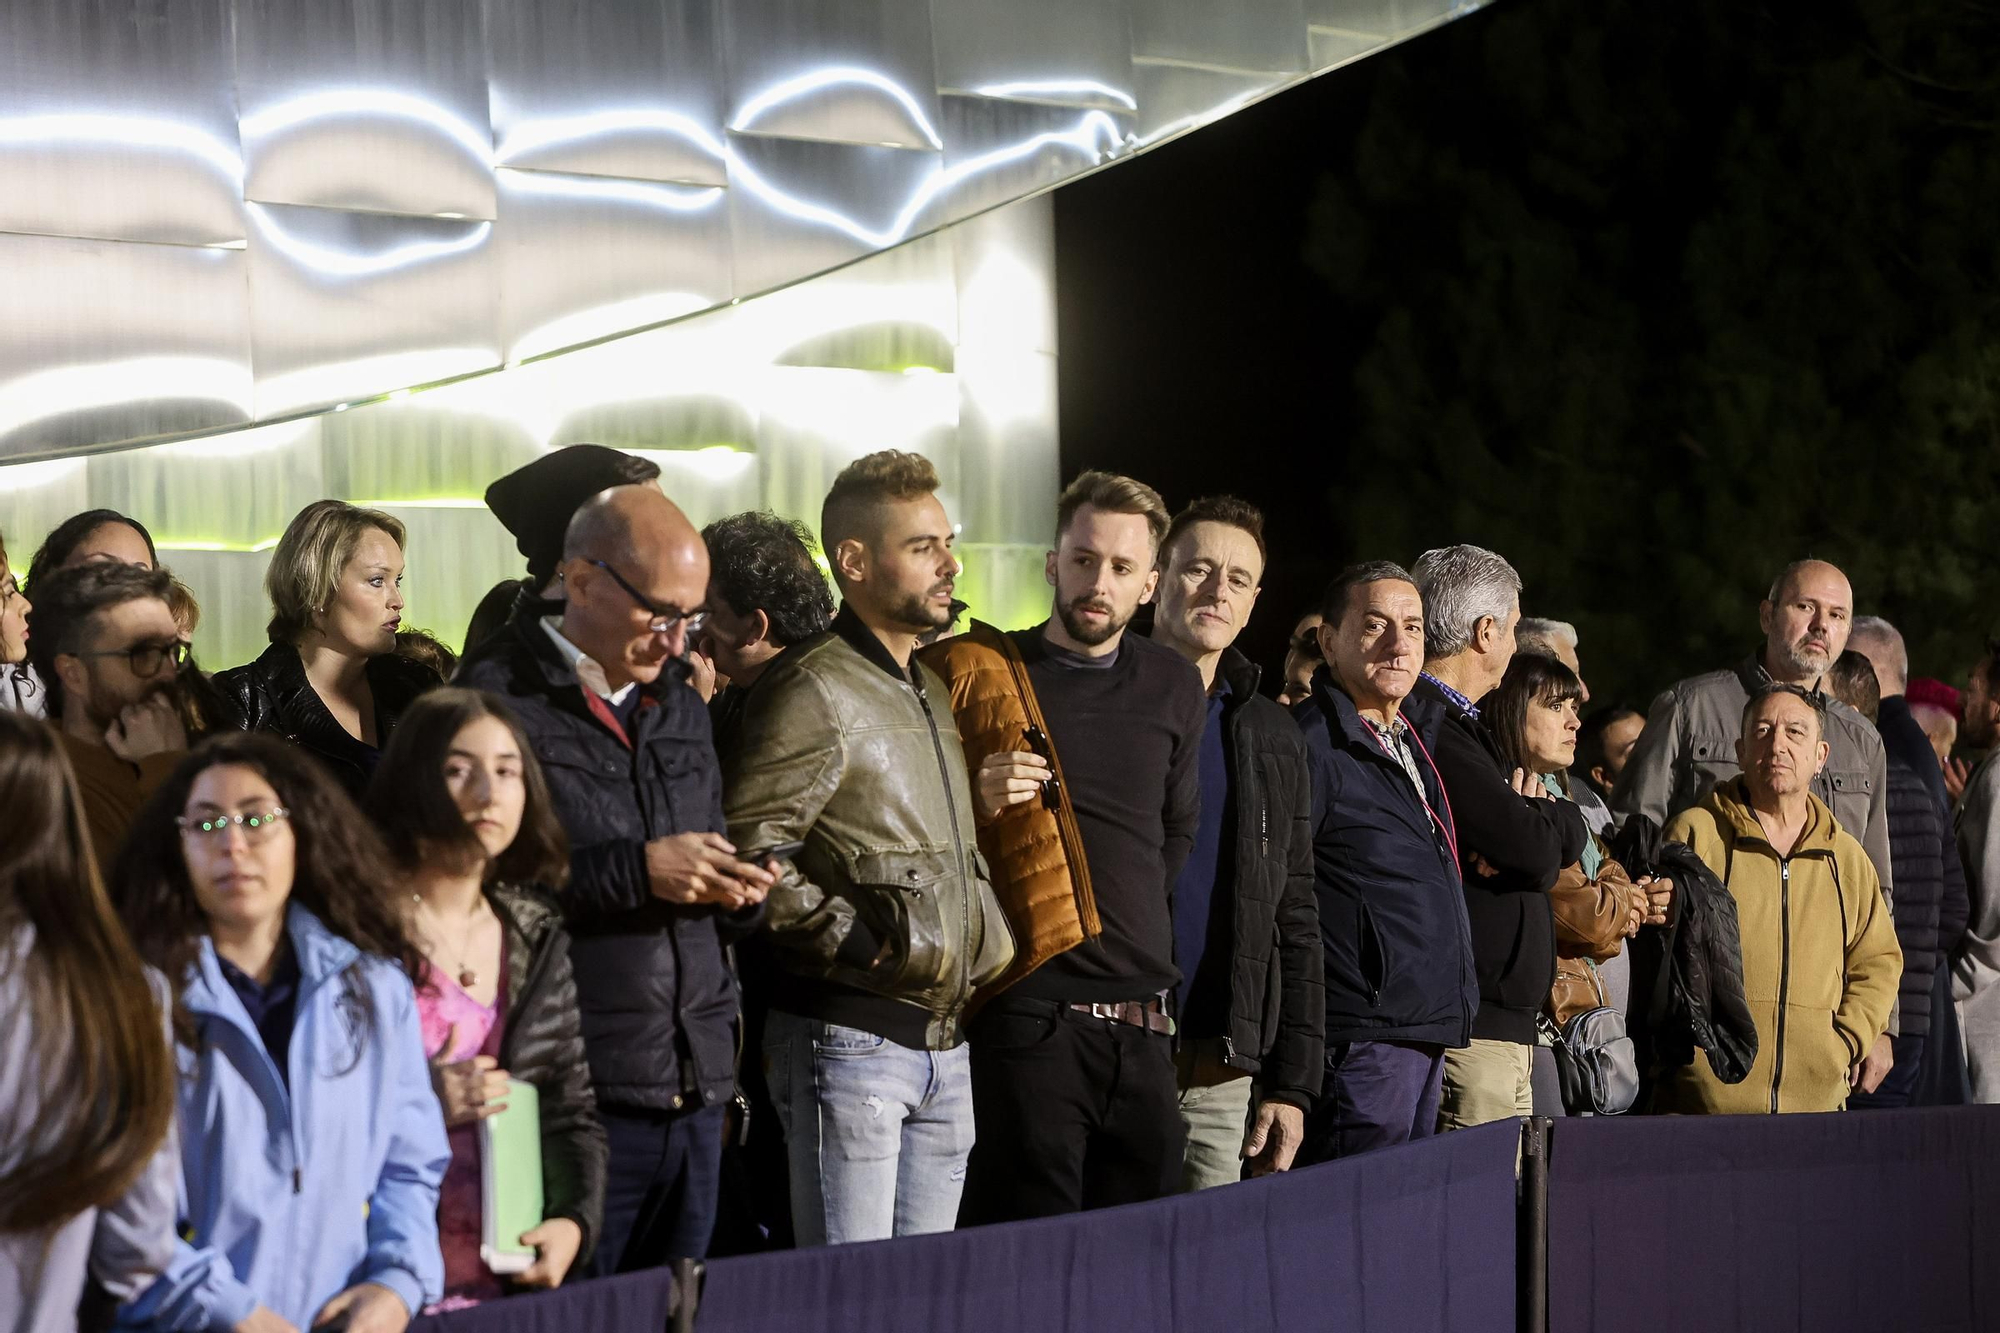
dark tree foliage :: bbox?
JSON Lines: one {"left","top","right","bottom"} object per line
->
{"left": 1299, "top": 0, "right": 2000, "bottom": 704}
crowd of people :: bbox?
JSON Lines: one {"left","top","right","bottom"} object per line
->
{"left": 1, "top": 443, "right": 1992, "bottom": 1332}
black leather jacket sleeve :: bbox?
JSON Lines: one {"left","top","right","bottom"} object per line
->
{"left": 1435, "top": 716, "right": 1587, "bottom": 890}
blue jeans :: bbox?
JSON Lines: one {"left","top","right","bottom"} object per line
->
{"left": 764, "top": 1010, "right": 974, "bottom": 1246}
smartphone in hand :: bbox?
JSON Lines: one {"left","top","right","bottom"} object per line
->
{"left": 737, "top": 840, "right": 805, "bottom": 866}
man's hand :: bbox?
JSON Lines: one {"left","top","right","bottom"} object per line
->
{"left": 235, "top": 1307, "right": 300, "bottom": 1333}
{"left": 310, "top": 1282, "right": 408, "bottom": 1333}
{"left": 645, "top": 832, "right": 774, "bottom": 908}
{"left": 974, "top": 751, "right": 1050, "bottom": 822}
{"left": 687, "top": 648, "right": 720, "bottom": 704}
{"left": 515, "top": 1217, "right": 584, "bottom": 1290}
{"left": 1946, "top": 756, "right": 1971, "bottom": 804}
{"left": 105, "top": 693, "right": 187, "bottom": 761}
{"left": 1853, "top": 1033, "right": 1894, "bottom": 1093}
{"left": 1634, "top": 874, "right": 1673, "bottom": 927}
{"left": 1468, "top": 851, "right": 1500, "bottom": 880}
{"left": 1243, "top": 1098, "right": 1306, "bottom": 1176}
{"left": 1623, "top": 887, "right": 1645, "bottom": 938}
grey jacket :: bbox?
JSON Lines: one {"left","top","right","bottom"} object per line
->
{"left": 1613, "top": 653, "right": 1893, "bottom": 900}
{"left": 1954, "top": 754, "right": 2000, "bottom": 1102}
{"left": 1, "top": 928, "right": 177, "bottom": 1333}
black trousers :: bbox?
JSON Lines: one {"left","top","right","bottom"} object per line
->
{"left": 590, "top": 1103, "right": 725, "bottom": 1275}
{"left": 958, "top": 995, "right": 1185, "bottom": 1225}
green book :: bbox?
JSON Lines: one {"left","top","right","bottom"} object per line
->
{"left": 479, "top": 1078, "right": 543, "bottom": 1276}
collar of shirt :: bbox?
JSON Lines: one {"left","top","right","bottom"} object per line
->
{"left": 541, "top": 616, "right": 636, "bottom": 706}
{"left": 1420, "top": 671, "right": 1479, "bottom": 720}
{"left": 216, "top": 933, "right": 301, "bottom": 1021}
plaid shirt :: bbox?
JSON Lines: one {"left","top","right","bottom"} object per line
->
{"left": 1363, "top": 713, "right": 1428, "bottom": 800}
{"left": 1421, "top": 671, "right": 1479, "bottom": 720}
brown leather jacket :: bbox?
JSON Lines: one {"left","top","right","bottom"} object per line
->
{"left": 723, "top": 614, "right": 1015, "bottom": 1046}
{"left": 918, "top": 621, "right": 1099, "bottom": 998}
{"left": 1546, "top": 849, "right": 1639, "bottom": 1027}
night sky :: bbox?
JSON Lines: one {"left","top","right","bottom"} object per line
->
{"left": 1054, "top": 0, "right": 2000, "bottom": 705}
{"left": 1055, "top": 33, "right": 1406, "bottom": 688}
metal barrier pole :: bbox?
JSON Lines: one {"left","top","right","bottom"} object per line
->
{"left": 672, "top": 1257, "right": 704, "bottom": 1333}
{"left": 1518, "top": 1117, "right": 1550, "bottom": 1333}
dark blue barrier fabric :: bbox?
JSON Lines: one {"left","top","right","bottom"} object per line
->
{"left": 409, "top": 1266, "right": 680, "bottom": 1333}
{"left": 696, "top": 1118, "right": 1519, "bottom": 1333}
{"left": 1547, "top": 1106, "right": 2000, "bottom": 1333}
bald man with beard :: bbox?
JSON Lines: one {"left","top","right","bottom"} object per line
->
{"left": 458, "top": 484, "right": 774, "bottom": 1274}
{"left": 1615, "top": 558, "right": 1898, "bottom": 1090}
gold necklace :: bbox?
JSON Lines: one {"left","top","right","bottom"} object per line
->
{"left": 412, "top": 892, "right": 488, "bottom": 990}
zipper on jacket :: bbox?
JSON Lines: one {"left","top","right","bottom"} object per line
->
{"left": 999, "top": 639, "right": 1093, "bottom": 927}
{"left": 293, "top": 1167, "right": 302, "bottom": 1195}
{"left": 917, "top": 678, "right": 977, "bottom": 1007}
{"left": 1771, "top": 860, "right": 1793, "bottom": 1114}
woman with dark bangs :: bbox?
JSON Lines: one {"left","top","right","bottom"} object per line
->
{"left": 365, "top": 688, "right": 604, "bottom": 1307}
{"left": 0, "top": 712, "right": 178, "bottom": 1333}
{"left": 1485, "top": 652, "right": 1666, "bottom": 1115}
{"left": 113, "top": 734, "right": 447, "bottom": 1333}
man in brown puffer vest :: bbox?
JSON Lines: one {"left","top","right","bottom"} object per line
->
{"left": 922, "top": 471, "right": 1206, "bottom": 1224}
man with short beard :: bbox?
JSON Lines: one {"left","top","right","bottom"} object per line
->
{"left": 1616, "top": 558, "right": 1897, "bottom": 1087}
{"left": 1616, "top": 559, "right": 1891, "bottom": 886}
{"left": 26, "top": 562, "right": 190, "bottom": 872}
{"left": 723, "top": 452, "right": 1013, "bottom": 1244}
{"left": 923, "top": 470, "right": 1205, "bottom": 1222}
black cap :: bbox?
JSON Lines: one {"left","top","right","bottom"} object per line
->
{"left": 484, "top": 444, "right": 662, "bottom": 586}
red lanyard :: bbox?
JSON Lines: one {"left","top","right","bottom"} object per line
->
{"left": 1364, "top": 717, "right": 1460, "bottom": 868}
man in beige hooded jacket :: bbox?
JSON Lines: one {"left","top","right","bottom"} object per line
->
{"left": 1660, "top": 685, "right": 1900, "bottom": 1114}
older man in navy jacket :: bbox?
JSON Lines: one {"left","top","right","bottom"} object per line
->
{"left": 459, "top": 484, "right": 772, "bottom": 1274}
{"left": 1295, "top": 562, "right": 1477, "bottom": 1162}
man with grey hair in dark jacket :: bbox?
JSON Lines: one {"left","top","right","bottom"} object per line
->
{"left": 1411, "top": 544, "right": 1588, "bottom": 1131}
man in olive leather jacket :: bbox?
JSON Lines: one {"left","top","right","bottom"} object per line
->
{"left": 722, "top": 451, "right": 1014, "bottom": 1246}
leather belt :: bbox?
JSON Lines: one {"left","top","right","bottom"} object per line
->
{"left": 1068, "top": 999, "right": 1175, "bottom": 1036}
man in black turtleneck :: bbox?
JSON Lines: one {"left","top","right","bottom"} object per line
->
{"left": 944, "top": 471, "right": 1205, "bottom": 1223}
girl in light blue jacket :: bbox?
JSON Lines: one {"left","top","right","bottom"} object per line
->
{"left": 113, "top": 734, "right": 449, "bottom": 1333}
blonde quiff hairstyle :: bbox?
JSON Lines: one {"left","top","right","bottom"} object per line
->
{"left": 1055, "top": 470, "right": 1170, "bottom": 550}
{"left": 265, "top": 499, "right": 406, "bottom": 644}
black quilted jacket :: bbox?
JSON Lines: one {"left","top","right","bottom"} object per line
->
{"left": 1612, "top": 816, "right": 1758, "bottom": 1093}
{"left": 1883, "top": 755, "right": 1967, "bottom": 1039}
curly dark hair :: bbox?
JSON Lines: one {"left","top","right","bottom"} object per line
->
{"left": 113, "top": 733, "right": 420, "bottom": 1055}
{"left": 364, "top": 688, "right": 570, "bottom": 891}
{"left": 701, "top": 511, "right": 836, "bottom": 649}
